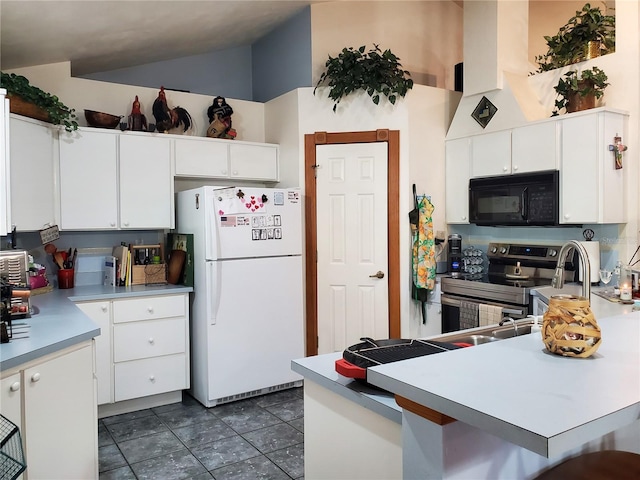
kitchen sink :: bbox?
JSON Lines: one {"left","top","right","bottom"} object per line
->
{"left": 434, "top": 320, "right": 537, "bottom": 345}
{"left": 448, "top": 334, "right": 501, "bottom": 345}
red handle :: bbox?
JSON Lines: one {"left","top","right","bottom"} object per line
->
{"left": 335, "top": 358, "right": 366, "bottom": 379}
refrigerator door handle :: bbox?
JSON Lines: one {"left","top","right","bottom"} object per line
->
{"left": 206, "top": 262, "right": 222, "bottom": 325}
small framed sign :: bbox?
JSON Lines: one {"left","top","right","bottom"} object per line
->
{"left": 471, "top": 96, "right": 497, "bottom": 128}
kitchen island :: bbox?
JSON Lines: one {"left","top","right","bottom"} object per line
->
{"left": 293, "top": 296, "right": 639, "bottom": 479}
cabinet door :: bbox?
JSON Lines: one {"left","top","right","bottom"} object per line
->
{"left": 229, "top": 143, "right": 278, "bottom": 181}
{"left": 10, "top": 116, "right": 57, "bottom": 231}
{"left": 560, "top": 115, "right": 599, "bottom": 223}
{"left": 119, "top": 134, "right": 173, "bottom": 229}
{"left": 23, "top": 343, "right": 97, "bottom": 479}
{"left": 471, "top": 130, "right": 511, "bottom": 177}
{"left": 59, "top": 129, "right": 118, "bottom": 229}
{"left": 511, "top": 122, "right": 558, "bottom": 173}
{"left": 1, "top": 372, "right": 22, "bottom": 430}
{"left": 1, "top": 96, "right": 10, "bottom": 236}
{"left": 174, "top": 137, "right": 229, "bottom": 177}
{"left": 76, "top": 301, "right": 112, "bottom": 405}
{"left": 445, "top": 138, "right": 471, "bottom": 224}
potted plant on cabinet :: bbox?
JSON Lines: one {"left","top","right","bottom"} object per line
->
{"left": 1, "top": 72, "right": 78, "bottom": 131}
{"left": 314, "top": 44, "right": 414, "bottom": 112}
{"left": 534, "top": 2, "right": 615, "bottom": 73}
{"left": 552, "top": 66, "right": 609, "bottom": 116}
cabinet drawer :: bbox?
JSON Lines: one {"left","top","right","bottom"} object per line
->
{"left": 114, "top": 354, "right": 187, "bottom": 402}
{"left": 113, "top": 295, "right": 185, "bottom": 323}
{"left": 113, "top": 318, "right": 186, "bottom": 362}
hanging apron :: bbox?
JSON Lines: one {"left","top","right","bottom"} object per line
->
{"left": 410, "top": 185, "right": 436, "bottom": 323}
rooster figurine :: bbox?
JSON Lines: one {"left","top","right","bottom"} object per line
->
{"left": 127, "top": 95, "right": 148, "bottom": 131}
{"left": 152, "top": 86, "right": 193, "bottom": 134}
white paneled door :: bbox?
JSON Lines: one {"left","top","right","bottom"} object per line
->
{"left": 316, "top": 143, "right": 389, "bottom": 354}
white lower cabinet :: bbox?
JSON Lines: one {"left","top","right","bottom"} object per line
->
{"left": 75, "top": 293, "right": 189, "bottom": 407}
{"left": 1, "top": 341, "right": 98, "bottom": 480}
{"left": 75, "top": 301, "right": 112, "bottom": 405}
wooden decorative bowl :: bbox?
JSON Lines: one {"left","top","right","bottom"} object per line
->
{"left": 542, "top": 295, "right": 601, "bottom": 358}
{"left": 84, "top": 109, "right": 122, "bottom": 129}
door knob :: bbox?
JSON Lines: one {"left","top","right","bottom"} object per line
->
{"left": 369, "top": 271, "right": 385, "bottom": 279}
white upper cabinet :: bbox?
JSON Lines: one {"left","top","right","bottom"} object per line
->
{"left": 174, "top": 137, "right": 229, "bottom": 177}
{"left": 10, "top": 115, "right": 57, "bottom": 231}
{"left": 471, "top": 130, "right": 511, "bottom": 178}
{"left": 59, "top": 129, "right": 119, "bottom": 230}
{"left": 119, "top": 134, "right": 173, "bottom": 229}
{"left": 560, "top": 109, "right": 627, "bottom": 224}
{"left": 445, "top": 137, "right": 471, "bottom": 224}
{"left": 1, "top": 91, "right": 10, "bottom": 236}
{"left": 229, "top": 143, "right": 278, "bottom": 181}
{"left": 174, "top": 136, "right": 279, "bottom": 181}
{"left": 511, "top": 121, "right": 559, "bottom": 173}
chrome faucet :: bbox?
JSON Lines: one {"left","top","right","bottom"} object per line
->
{"left": 552, "top": 240, "right": 591, "bottom": 300}
{"left": 499, "top": 317, "right": 518, "bottom": 336}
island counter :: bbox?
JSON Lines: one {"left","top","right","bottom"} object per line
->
{"left": 294, "top": 307, "right": 639, "bottom": 479}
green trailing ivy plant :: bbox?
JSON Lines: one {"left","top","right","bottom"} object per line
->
{"left": 534, "top": 2, "right": 615, "bottom": 73}
{"left": 314, "top": 44, "right": 414, "bottom": 112}
{"left": 1, "top": 72, "right": 78, "bottom": 131}
{"left": 552, "top": 66, "right": 609, "bottom": 116}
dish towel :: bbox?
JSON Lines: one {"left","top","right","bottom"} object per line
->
{"left": 479, "top": 304, "right": 503, "bottom": 326}
{"left": 459, "top": 301, "right": 479, "bottom": 330}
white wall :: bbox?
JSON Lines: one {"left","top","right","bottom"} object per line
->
{"left": 266, "top": 86, "right": 460, "bottom": 338}
{"left": 6, "top": 62, "right": 267, "bottom": 142}
{"left": 310, "top": 1, "right": 463, "bottom": 91}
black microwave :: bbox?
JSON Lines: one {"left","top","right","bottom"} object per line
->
{"left": 469, "top": 170, "right": 559, "bottom": 226}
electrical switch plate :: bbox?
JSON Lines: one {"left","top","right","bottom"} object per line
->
{"left": 39, "top": 225, "right": 60, "bottom": 245}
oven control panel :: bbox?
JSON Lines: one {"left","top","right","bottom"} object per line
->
{"left": 487, "top": 243, "right": 562, "bottom": 261}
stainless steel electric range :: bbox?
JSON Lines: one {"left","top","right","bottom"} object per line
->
{"left": 440, "top": 242, "right": 578, "bottom": 333}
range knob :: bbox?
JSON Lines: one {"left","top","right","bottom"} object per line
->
{"left": 490, "top": 246, "right": 498, "bottom": 254}
{"left": 500, "top": 247, "right": 508, "bottom": 255}
{"left": 548, "top": 249, "right": 558, "bottom": 257}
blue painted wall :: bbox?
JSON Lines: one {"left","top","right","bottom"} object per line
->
{"left": 251, "top": 7, "right": 312, "bottom": 102}
{"left": 82, "top": 45, "right": 254, "bottom": 100}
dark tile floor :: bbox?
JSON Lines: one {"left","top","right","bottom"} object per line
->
{"left": 98, "top": 387, "right": 304, "bottom": 480}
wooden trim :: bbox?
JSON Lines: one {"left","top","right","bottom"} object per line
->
{"left": 304, "top": 130, "right": 401, "bottom": 356}
{"left": 395, "top": 395, "right": 457, "bottom": 426}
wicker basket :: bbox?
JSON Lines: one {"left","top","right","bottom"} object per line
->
{"left": 542, "top": 295, "right": 601, "bottom": 358}
{"left": 7, "top": 94, "right": 50, "bottom": 123}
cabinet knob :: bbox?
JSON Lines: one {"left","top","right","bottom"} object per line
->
{"left": 222, "top": 170, "right": 227, "bottom": 175}
{"left": 110, "top": 222, "right": 116, "bottom": 227}
{"left": 123, "top": 221, "right": 129, "bottom": 227}
{"left": 31, "top": 373, "right": 41, "bottom": 383}
{"left": 513, "top": 165, "right": 518, "bottom": 171}
{"left": 232, "top": 171, "right": 238, "bottom": 176}
{"left": 564, "top": 214, "right": 570, "bottom": 220}
{"left": 10, "top": 381, "right": 20, "bottom": 392}
{"left": 462, "top": 216, "right": 467, "bottom": 221}
{"left": 147, "top": 306, "right": 154, "bottom": 313}
{"left": 101, "top": 305, "right": 108, "bottom": 312}
{"left": 148, "top": 337, "right": 155, "bottom": 345}
{"left": 503, "top": 166, "right": 508, "bottom": 172}
{"left": 149, "top": 375, "right": 156, "bottom": 383}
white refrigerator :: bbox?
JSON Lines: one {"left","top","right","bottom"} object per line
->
{"left": 176, "top": 186, "right": 304, "bottom": 407}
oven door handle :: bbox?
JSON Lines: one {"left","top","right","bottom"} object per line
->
{"left": 440, "top": 295, "right": 526, "bottom": 316}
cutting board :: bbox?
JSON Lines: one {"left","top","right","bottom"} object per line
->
{"left": 167, "top": 250, "right": 186, "bottom": 285}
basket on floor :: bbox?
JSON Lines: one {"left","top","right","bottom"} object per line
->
{"left": 0, "top": 414, "right": 26, "bottom": 480}
{"left": 542, "top": 295, "right": 601, "bottom": 358}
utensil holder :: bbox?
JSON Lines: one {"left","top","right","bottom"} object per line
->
{"left": 57, "top": 268, "right": 75, "bottom": 289}
{"left": 542, "top": 295, "right": 601, "bottom": 358}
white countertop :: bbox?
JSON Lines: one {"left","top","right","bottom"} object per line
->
{"left": 367, "top": 311, "right": 640, "bottom": 458}
{"left": 532, "top": 283, "right": 638, "bottom": 318}
{"left": 1, "top": 284, "right": 192, "bottom": 371}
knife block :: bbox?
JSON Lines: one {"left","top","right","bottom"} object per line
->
{"left": 130, "top": 244, "right": 167, "bottom": 285}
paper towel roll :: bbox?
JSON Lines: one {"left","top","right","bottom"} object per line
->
{"left": 579, "top": 241, "right": 600, "bottom": 284}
